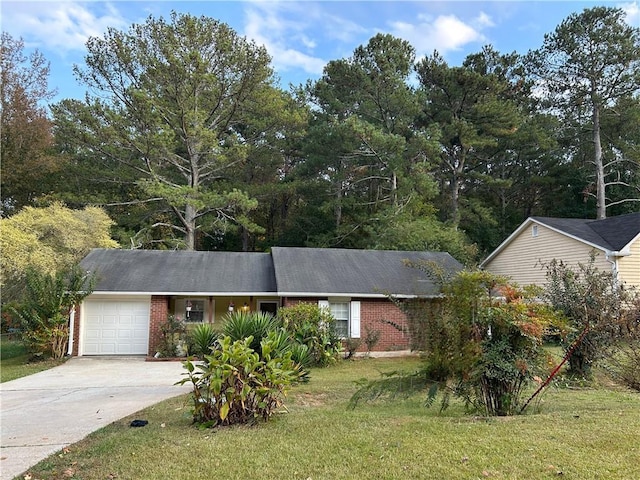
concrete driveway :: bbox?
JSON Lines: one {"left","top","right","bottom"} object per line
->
{"left": 0, "top": 357, "right": 191, "bottom": 480}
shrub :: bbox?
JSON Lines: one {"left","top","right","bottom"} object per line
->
{"left": 343, "top": 337, "right": 362, "bottom": 359}
{"left": 188, "top": 323, "right": 219, "bottom": 357}
{"left": 8, "top": 265, "right": 94, "bottom": 359}
{"left": 157, "top": 315, "right": 187, "bottom": 357}
{"left": 277, "top": 303, "right": 342, "bottom": 367}
{"left": 221, "top": 310, "right": 311, "bottom": 381}
{"left": 351, "top": 270, "right": 562, "bottom": 416}
{"left": 363, "top": 325, "right": 381, "bottom": 354}
{"left": 222, "top": 311, "right": 280, "bottom": 353}
{"left": 178, "top": 335, "right": 300, "bottom": 427}
{"left": 543, "top": 254, "right": 638, "bottom": 377}
{"left": 600, "top": 298, "right": 640, "bottom": 391}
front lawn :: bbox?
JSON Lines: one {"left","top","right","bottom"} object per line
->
{"left": 0, "top": 337, "right": 66, "bottom": 383}
{"left": 22, "top": 357, "right": 640, "bottom": 480}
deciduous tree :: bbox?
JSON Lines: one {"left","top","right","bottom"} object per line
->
{"left": 0, "top": 33, "right": 59, "bottom": 213}
{"left": 0, "top": 203, "right": 118, "bottom": 301}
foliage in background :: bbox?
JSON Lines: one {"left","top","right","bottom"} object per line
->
{"left": 178, "top": 335, "right": 301, "bottom": 427}
{"left": 352, "top": 270, "right": 561, "bottom": 416}
{"left": 277, "top": 303, "right": 343, "bottom": 367}
{"left": 52, "top": 12, "right": 287, "bottom": 250}
{"left": 4, "top": 8, "right": 639, "bottom": 256}
{"left": 8, "top": 265, "right": 95, "bottom": 359}
{"left": 0, "top": 202, "right": 118, "bottom": 302}
{"left": 543, "top": 254, "right": 640, "bottom": 378}
{"left": 527, "top": 6, "right": 640, "bottom": 219}
{"left": 0, "top": 33, "right": 61, "bottom": 215}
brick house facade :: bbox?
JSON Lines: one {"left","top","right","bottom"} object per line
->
{"left": 75, "top": 247, "right": 462, "bottom": 356}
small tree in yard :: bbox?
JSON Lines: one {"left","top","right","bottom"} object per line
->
{"left": 544, "top": 254, "right": 637, "bottom": 377}
{"left": 8, "top": 265, "right": 94, "bottom": 359}
{"left": 351, "top": 270, "right": 561, "bottom": 416}
{"left": 543, "top": 254, "right": 640, "bottom": 381}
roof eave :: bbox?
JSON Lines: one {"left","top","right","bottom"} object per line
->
{"left": 87, "top": 291, "right": 279, "bottom": 296}
{"left": 278, "top": 292, "right": 439, "bottom": 299}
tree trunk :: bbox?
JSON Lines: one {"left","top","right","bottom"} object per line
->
{"left": 592, "top": 102, "right": 606, "bottom": 219}
{"left": 451, "top": 174, "right": 461, "bottom": 230}
{"left": 184, "top": 203, "right": 196, "bottom": 250}
{"left": 335, "top": 182, "right": 343, "bottom": 228}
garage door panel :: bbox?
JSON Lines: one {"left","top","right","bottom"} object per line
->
{"left": 82, "top": 299, "right": 150, "bottom": 355}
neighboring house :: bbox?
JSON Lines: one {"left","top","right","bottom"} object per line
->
{"left": 73, "top": 247, "right": 463, "bottom": 356}
{"left": 481, "top": 213, "right": 640, "bottom": 288}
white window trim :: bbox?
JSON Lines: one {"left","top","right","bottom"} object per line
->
{"left": 318, "top": 298, "right": 360, "bottom": 339}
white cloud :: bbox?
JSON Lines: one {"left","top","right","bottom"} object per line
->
{"left": 389, "top": 13, "right": 487, "bottom": 57}
{"left": 619, "top": 1, "right": 640, "bottom": 26}
{"left": 1, "top": 1, "right": 128, "bottom": 54}
{"left": 242, "top": 2, "right": 328, "bottom": 76}
{"left": 475, "top": 11, "right": 495, "bottom": 29}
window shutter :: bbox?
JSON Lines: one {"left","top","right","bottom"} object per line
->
{"left": 350, "top": 301, "right": 361, "bottom": 338}
{"left": 318, "top": 300, "right": 330, "bottom": 311}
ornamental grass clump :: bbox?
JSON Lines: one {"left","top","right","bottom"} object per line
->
{"left": 178, "top": 335, "right": 302, "bottom": 428}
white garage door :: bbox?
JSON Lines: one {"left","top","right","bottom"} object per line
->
{"left": 82, "top": 299, "right": 150, "bottom": 355}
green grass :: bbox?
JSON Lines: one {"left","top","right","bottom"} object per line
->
{"left": 0, "top": 337, "right": 65, "bottom": 383}
{"left": 21, "top": 357, "right": 640, "bottom": 480}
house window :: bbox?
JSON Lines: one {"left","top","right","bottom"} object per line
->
{"left": 319, "top": 299, "right": 360, "bottom": 339}
{"left": 184, "top": 299, "right": 205, "bottom": 323}
{"left": 532, "top": 225, "right": 538, "bottom": 237}
{"left": 330, "top": 302, "right": 350, "bottom": 338}
{"left": 258, "top": 300, "right": 278, "bottom": 316}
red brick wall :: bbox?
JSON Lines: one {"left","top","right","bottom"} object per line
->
{"left": 281, "top": 297, "right": 409, "bottom": 352}
{"left": 149, "top": 296, "right": 169, "bottom": 355}
{"left": 358, "top": 298, "right": 409, "bottom": 352}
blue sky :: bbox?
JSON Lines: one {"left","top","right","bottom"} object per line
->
{"left": 2, "top": 1, "right": 638, "bottom": 104}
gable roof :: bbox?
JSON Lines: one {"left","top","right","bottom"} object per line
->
{"left": 81, "top": 249, "right": 276, "bottom": 295}
{"left": 271, "top": 247, "right": 462, "bottom": 297}
{"left": 481, "top": 212, "right": 640, "bottom": 267}
{"left": 81, "top": 247, "right": 463, "bottom": 298}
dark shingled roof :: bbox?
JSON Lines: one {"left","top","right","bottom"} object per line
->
{"left": 532, "top": 212, "right": 640, "bottom": 251}
{"left": 80, "top": 249, "right": 276, "bottom": 294}
{"left": 81, "top": 247, "right": 464, "bottom": 297}
{"left": 271, "top": 247, "right": 462, "bottom": 297}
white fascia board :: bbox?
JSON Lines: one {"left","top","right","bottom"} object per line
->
{"left": 277, "top": 292, "right": 439, "bottom": 299}
{"left": 616, "top": 231, "right": 640, "bottom": 256}
{"left": 89, "top": 291, "right": 441, "bottom": 299}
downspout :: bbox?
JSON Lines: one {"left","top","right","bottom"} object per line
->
{"left": 605, "top": 250, "right": 627, "bottom": 285}
{"left": 67, "top": 306, "right": 76, "bottom": 356}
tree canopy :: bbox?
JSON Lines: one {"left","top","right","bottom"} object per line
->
{"left": 0, "top": 203, "right": 118, "bottom": 301}
{"left": 1, "top": 6, "right": 637, "bottom": 262}
{"left": 53, "top": 12, "right": 285, "bottom": 250}
{"left": 0, "top": 33, "right": 60, "bottom": 214}
{"left": 527, "top": 6, "right": 640, "bottom": 219}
